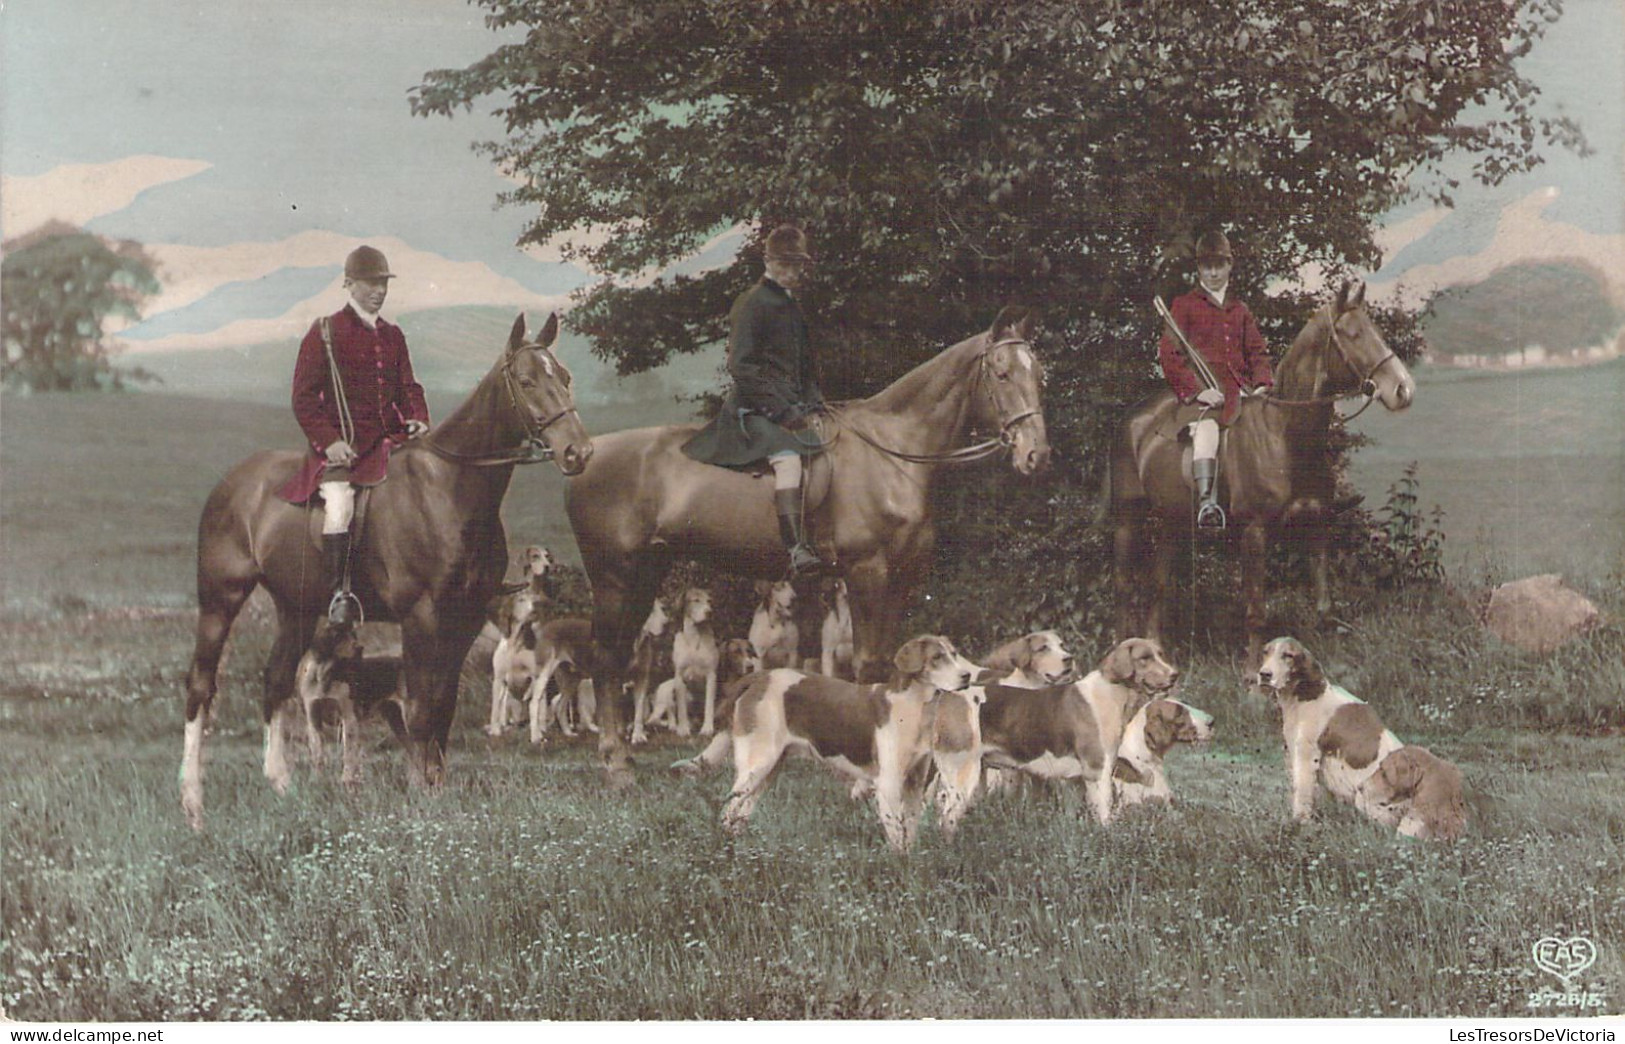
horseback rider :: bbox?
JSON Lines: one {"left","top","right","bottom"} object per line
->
{"left": 1158, "top": 230, "right": 1275, "bottom": 528}
{"left": 681, "top": 223, "right": 831, "bottom": 577}
{"left": 276, "top": 245, "right": 431, "bottom": 623}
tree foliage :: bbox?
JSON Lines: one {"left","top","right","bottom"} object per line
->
{"left": 413, "top": 0, "right": 1578, "bottom": 640}
{"left": 2, "top": 224, "right": 161, "bottom": 392}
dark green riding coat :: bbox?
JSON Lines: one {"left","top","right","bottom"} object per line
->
{"left": 682, "top": 277, "right": 825, "bottom": 468}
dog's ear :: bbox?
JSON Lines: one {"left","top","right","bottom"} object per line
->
{"left": 754, "top": 579, "right": 773, "bottom": 601}
{"left": 893, "top": 637, "right": 930, "bottom": 677}
{"left": 1377, "top": 747, "right": 1423, "bottom": 799}
{"left": 1100, "top": 640, "right": 1138, "bottom": 685}
{"left": 1290, "top": 640, "right": 1325, "bottom": 699}
{"left": 1142, "top": 700, "right": 1175, "bottom": 753}
{"left": 1014, "top": 634, "right": 1040, "bottom": 671}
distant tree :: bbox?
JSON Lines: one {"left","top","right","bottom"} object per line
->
{"left": 1422, "top": 261, "right": 1623, "bottom": 359}
{"left": 2, "top": 223, "right": 162, "bottom": 392}
{"left": 413, "top": 0, "right": 1581, "bottom": 639}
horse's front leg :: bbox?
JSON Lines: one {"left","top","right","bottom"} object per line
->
{"left": 1113, "top": 511, "right": 1148, "bottom": 642}
{"left": 261, "top": 608, "right": 318, "bottom": 795}
{"left": 1240, "top": 520, "right": 1270, "bottom": 673}
{"left": 845, "top": 557, "right": 895, "bottom": 684}
{"left": 1144, "top": 521, "right": 1182, "bottom": 650}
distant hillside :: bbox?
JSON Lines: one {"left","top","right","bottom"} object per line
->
{"left": 125, "top": 305, "right": 726, "bottom": 420}
{"left": 1422, "top": 260, "right": 1623, "bottom": 360}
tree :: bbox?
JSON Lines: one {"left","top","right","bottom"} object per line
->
{"left": 412, "top": 0, "right": 1579, "bottom": 641}
{"left": 2, "top": 223, "right": 161, "bottom": 392}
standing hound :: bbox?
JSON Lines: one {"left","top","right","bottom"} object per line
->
{"left": 1113, "top": 698, "right": 1214, "bottom": 808}
{"left": 977, "top": 637, "right": 1180, "bottom": 825}
{"left": 627, "top": 599, "right": 672, "bottom": 746}
{"left": 819, "top": 579, "right": 855, "bottom": 680}
{"left": 484, "top": 545, "right": 556, "bottom": 642}
{"left": 1257, "top": 637, "right": 1466, "bottom": 839}
{"left": 721, "top": 636, "right": 984, "bottom": 852}
{"left": 980, "top": 630, "right": 1076, "bottom": 688}
{"left": 749, "top": 580, "right": 800, "bottom": 670}
{"left": 527, "top": 617, "right": 597, "bottom": 743}
{"left": 666, "top": 640, "right": 762, "bottom": 774}
{"left": 487, "top": 589, "right": 543, "bottom": 737}
{"left": 274, "top": 619, "right": 406, "bottom": 789}
{"left": 649, "top": 588, "right": 722, "bottom": 737}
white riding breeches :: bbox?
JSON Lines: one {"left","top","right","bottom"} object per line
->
{"left": 320, "top": 481, "right": 356, "bottom": 535}
{"left": 768, "top": 451, "right": 802, "bottom": 491}
{"left": 1189, "top": 418, "right": 1219, "bottom": 461}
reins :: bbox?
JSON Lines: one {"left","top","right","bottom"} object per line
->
{"left": 1260, "top": 306, "right": 1398, "bottom": 420}
{"left": 830, "top": 337, "right": 1040, "bottom": 466}
{"left": 422, "top": 342, "right": 580, "bottom": 467}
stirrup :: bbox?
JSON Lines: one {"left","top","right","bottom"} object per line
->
{"left": 788, "top": 543, "right": 833, "bottom": 580}
{"left": 1196, "top": 501, "right": 1227, "bottom": 530}
{"left": 327, "top": 590, "right": 363, "bottom": 626}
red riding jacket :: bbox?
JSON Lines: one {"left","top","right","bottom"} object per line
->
{"left": 1158, "top": 286, "right": 1275, "bottom": 424}
{"left": 276, "top": 305, "right": 430, "bottom": 505}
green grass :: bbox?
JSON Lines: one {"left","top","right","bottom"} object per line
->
{"left": 3, "top": 386, "right": 1623, "bottom": 1020}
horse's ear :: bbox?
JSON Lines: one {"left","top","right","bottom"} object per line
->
{"left": 506, "top": 313, "right": 528, "bottom": 355}
{"left": 538, "top": 311, "right": 561, "bottom": 350}
{"left": 1349, "top": 280, "right": 1367, "bottom": 308}
{"left": 990, "top": 305, "right": 1034, "bottom": 343}
{"left": 1334, "top": 280, "right": 1366, "bottom": 313}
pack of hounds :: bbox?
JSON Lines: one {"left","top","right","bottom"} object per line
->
{"left": 293, "top": 545, "right": 1467, "bottom": 853}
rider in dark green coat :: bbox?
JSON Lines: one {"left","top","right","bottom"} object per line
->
{"left": 682, "top": 224, "right": 829, "bottom": 577}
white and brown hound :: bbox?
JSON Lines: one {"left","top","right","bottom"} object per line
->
{"left": 819, "top": 579, "right": 855, "bottom": 680}
{"left": 721, "top": 635, "right": 984, "bottom": 852}
{"left": 980, "top": 629, "right": 1075, "bottom": 688}
{"left": 749, "top": 579, "right": 800, "bottom": 670}
{"left": 486, "top": 588, "right": 543, "bottom": 737}
{"left": 484, "top": 545, "right": 556, "bottom": 642}
{"left": 627, "top": 599, "right": 672, "bottom": 746}
{"left": 527, "top": 617, "right": 597, "bottom": 743}
{"left": 666, "top": 587, "right": 722, "bottom": 736}
{"left": 1257, "top": 636, "right": 1417, "bottom": 831}
{"left": 1358, "top": 744, "right": 1468, "bottom": 841}
{"left": 977, "top": 637, "right": 1180, "bottom": 825}
{"left": 1113, "top": 698, "right": 1214, "bottom": 808}
{"left": 271, "top": 620, "right": 405, "bottom": 789}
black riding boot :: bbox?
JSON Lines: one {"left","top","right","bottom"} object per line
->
{"left": 774, "top": 487, "right": 828, "bottom": 578}
{"left": 1193, "top": 458, "right": 1226, "bottom": 529}
{"left": 322, "top": 531, "right": 361, "bottom": 625}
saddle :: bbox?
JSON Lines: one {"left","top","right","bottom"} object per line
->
{"left": 1145, "top": 405, "right": 1224, "bottom": 489}
{"left": 737, "top": 412, "right": 837, "bottom": 515}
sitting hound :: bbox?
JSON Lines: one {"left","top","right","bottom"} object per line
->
{"left": 1113, "top": 698, "right": 1214, "bottom": 808}
{"left": 487, "top": 589, "right": 543, "bottom": 737}
{"left": 721, "top": 635, "right": 984, "bottom": 853}
{"left": 527, "top": 617, "right": 597, "bottom": 743}
{"left": 658, "top": 587, "right": 721, "bottom": 737}
{"left": 666, "top": 640, "right": 764, "bottom": 776}
{"left": 1256, "top": 636, "right": 1464, "bottom": 839}
{"left": 980, "top": 629, "right": 1076, "bottom": 688}
{"left": 627, "top": 599, "right": 672, "bottom": 746}
{"left": 272, "top": 620, "right": 406, "bottom": 789}
{"left": 749, "top": 579, "right": 800, "bottom": 670}
{"left": 819, "top": 579, "right": 855, "bottom": 680}
{"left": 483, "top": 545, "right": 556, "bottom": 643}
{"left": 977, "top": 637, "right": 1180, "bottom": 825}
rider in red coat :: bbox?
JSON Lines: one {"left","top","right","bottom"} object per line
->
{"left": 276, "top": 245, "right": 430, "bottom": 622}
{"left": 1158, "top": 230, "right": 1274, "bottom": 527}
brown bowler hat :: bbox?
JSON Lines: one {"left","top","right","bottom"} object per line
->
{"left": 1194, "top": 230, "right": 1233, "bottom": 262}
{"left": 344, "top": 245, "right": 396, "bottom": 280}
{"left": 764, "top": 224, "right": 812, "bottom": 263}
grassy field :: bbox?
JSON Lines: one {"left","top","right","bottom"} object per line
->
{"left": 3, "top": 386, "right": 1623, "bottom": 1021}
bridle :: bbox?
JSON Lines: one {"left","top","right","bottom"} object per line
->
{"left": 1263, "top": 305, "right": 1401, "bottom": 420}
{"left": 834, "top": 336, "right": 1042, "bottom": 465}
{"left": 423, "top": 342, "right": 582, "bottom": 467}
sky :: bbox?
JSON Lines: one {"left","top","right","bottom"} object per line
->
{"left": 2, "top": 0, "right": 1622, "bottom": 357}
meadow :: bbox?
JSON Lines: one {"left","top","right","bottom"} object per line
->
{"left": 2, "top": 380, "right": 1622, "bottom": 1021}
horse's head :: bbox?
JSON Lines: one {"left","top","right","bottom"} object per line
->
{"left": 503, "top": 312, "right": 594, "bottom": 475}
{"left": 979, "top": 306, "right": 1051, "bottom": 475}
{"left": 1327, "top": 281, "right": 1414, "bottom": 412}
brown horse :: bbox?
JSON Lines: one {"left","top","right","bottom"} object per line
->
{"left": 566, "top": 307, "right": 1050, "bottom": 778}
{"left": 180, "top": 313, "right": 593, "bottom": 829}
{"left": 1111, "top": 280, "right": 1415, "bottom": 669}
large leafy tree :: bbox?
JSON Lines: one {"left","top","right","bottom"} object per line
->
{"left": 2, "top": 223, "right": 161, "bottom": 392}
{"left": 413, "top": 0, "right": 1577, "bottom": 639}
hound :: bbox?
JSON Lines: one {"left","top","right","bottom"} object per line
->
{"left": 980, "top": 629, "right": 1075, "bottom": 688}
{"left": 272, "top": 620, "right": 405, "bottom": 789}
{"left": 749, "top": 579, "right": 799, "bottom": 670}
{"left": 1113, "top": 698, "right": 1214, "bottom": 808}
{"left": 1358, "top": 744, "right": 1468, "bottom": 841}
{"left": 1256, "top": 636, "right": 1411, "bottom": 830}
{"left": 627, "top": 599, "right": 672, "bottom": 746}
{"left": 665, "top": 640, "right": 761, "bottom": 773}
{"left": 977, "top": 637, "right": 1180, "bottom": 825}
{"left": 648, "top": 588, "right": 722, "bottom": 736}
{"left": 527, "top": 617, "right": 597, "bottom": 743}
{"left": 721, "top": 635, "right": 984, "bottom": 852}
{"left": 483, "top": 545, "right": 556, "bottom": 642}
{"left": 819, "top": 579, "right": 855, "bottom": 680}
{"left": 486, "top": 589, "right": 542, "bottom": 737}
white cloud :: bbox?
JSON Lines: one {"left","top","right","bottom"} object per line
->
{"left": 117, "top": 233, "right": 572, "bottom": 353}
{"left": 1368, "top": 187, "right": 1625, "bottom": 308}
{"left": 0, "top": 155, "right": 212, "bottom": 238}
